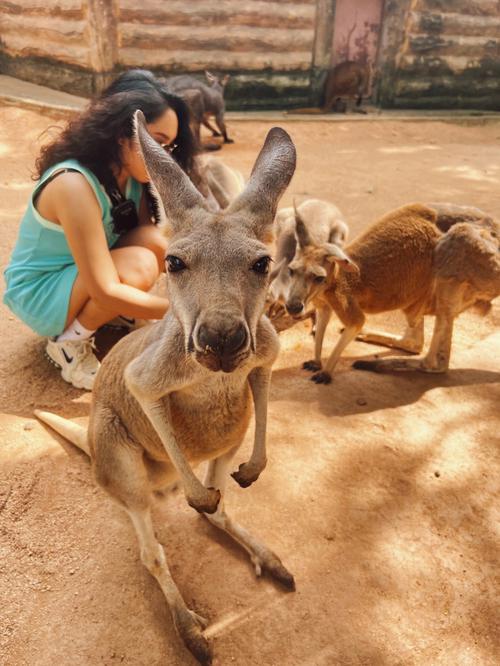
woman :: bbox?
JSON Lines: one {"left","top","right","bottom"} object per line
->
{"left": 3, "top": 71, "right": 198, "bottom": 390}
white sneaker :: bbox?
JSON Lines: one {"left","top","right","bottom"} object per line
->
{"left": 45, "top": 337, "right": 100, "bottom": 390}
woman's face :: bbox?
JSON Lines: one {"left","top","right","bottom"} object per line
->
{"left": 120, "top": 107, "right": 179, "bottom": 183}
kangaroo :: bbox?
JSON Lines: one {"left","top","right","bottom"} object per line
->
{"left": 285, "top": 202, "right": 500, "bottom": 384}
{"left": 267, "top": 199, "right": 349, "bottom": 332}
{"left": 323, "top": 60, "right": 372, "bottom": 113}
{"left": 201, "top": 156, "right": 245, "bottom": 209}
{"left": 35, "top": 114, "right": 296, "bottom": 664}
{"left": 167, "top": 71, "right": 233, "bottom": 143}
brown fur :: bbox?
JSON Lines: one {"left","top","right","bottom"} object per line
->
{"left": 323, "top": 61, "right": 371, "bottom": 112}
{"left": 286, "top": 203, "right": 500, "bottom": 383}
{"left": 267, "top": 199, "right": 349, "bottom": 332}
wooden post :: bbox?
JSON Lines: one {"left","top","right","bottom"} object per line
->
{"left": 311, "top": 0, "right": 336, "bottom": 105}
{"left": 86, "top": 0, "right": 119, "bottom": 93}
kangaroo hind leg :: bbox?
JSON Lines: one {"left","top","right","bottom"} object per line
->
{"left": 92, "top": 412, "right": 212, "bottom": 665}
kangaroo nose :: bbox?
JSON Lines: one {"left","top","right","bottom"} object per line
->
{"left": 286, "top": 301, "right": 304, "bottom": 316}
{"left": 198, "top": 322, "right": 248, "bottom": 356}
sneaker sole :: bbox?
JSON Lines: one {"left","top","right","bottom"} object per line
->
{"left": 45, "top": 351, "right": 95, "bottom": 391}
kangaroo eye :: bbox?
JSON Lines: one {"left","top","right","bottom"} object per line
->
{"left": 166, "top": 255, "right": 187, "bottom": 273}
{"left": 252, "top": 256, "right": 271, "bottom": 275}
{"left": 288, "top": 268, "right": 295, "bottom": 277}
{"left": 314, "top": 275, "right": 326, "bottom": 284}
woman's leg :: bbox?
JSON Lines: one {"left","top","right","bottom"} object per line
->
{"left": 65, "top": 245, "right": 160, "bottom": 331}
{"left": 114, "top": 224, "right": 168, "bottom": 272}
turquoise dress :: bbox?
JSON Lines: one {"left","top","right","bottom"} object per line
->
{"left": 3, "top": 159, "right": 143, "bottom": 337}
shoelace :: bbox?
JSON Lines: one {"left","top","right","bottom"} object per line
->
{"left": 72, "top": 338, "right": 99, "bottom": 372}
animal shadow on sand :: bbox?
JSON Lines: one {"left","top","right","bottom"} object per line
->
{"left": 270, "top": 349, "right": 500, "bottom": 418}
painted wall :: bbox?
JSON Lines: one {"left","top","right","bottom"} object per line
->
{"left": 332, "top": 0, "right": 384, "bottom": 66}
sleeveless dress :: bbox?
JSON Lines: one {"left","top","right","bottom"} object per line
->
{"left": 3, "top": 159, "right": 143, "bottom": 337}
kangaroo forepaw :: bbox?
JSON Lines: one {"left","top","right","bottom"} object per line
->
{"left": 251, "top": 553, "right": 296, "bottom": 591}
{"left": 224, "top": 138, "right": 235, "bottom": 144}
{"left": 311, "top": 371, "right": 332, "bottom": 384}
{"left": 231, "top": 461, "right": 265, "bottom": 488}
{"left": 173, "top": 606, "right": 213, "bottom": 665}
{"left": 303, "top": 359, "right": 321, "bottom": 372}
{"left": 187, "top": 487, "right": 221, "bottom": 514}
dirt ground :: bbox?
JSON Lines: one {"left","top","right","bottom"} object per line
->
{"left": 0, "top": 106, "right": 499, "bottom": 666}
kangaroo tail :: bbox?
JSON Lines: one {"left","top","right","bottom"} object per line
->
{"left": 34, "top": 410, "right": 89, "bottom": 456}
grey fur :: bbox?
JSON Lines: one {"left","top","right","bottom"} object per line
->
{"left": 36, "top": 117, "right": 297, "bottom": 665}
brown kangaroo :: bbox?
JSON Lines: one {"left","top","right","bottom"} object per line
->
{"left": 285, "top": 203, "right": 500, "bottom": 384}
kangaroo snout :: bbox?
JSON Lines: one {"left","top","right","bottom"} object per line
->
{"left": 286, "top": 301, "right": 305, "bottom": 316}
{"left": 195, "top": 319, "right": 249, "bottom": 372}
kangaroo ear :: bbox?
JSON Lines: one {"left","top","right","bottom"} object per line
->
{"left": 322, "top": 242, "right": 359, "bottom": 273}
{"left": 221, "top": 74, "right": 231, "bottom": 87}
{"left": 205, "top": 70, "right": 217, "bottom": 84}
{"left": 227, "top": 127, "right": 296, "bottom": 241}
{"left": 269, "top": 256, "right": 287, "bottom": 282}
{"left": 293, "top": 200, "right": 311, "bottom": 249}
{"left": 133, "top": 110, "right": 209, "bottom": 234}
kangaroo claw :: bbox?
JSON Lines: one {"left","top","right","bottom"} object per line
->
{"left": 256, "top": 553, "right": 296, "bottom": 591}
{"left": 311, "top": 371, "right": 332, "bottom": 384}
{"left": 303, "top": 359, "right": 322, "bottom": 372}
{"left": 173, "top": 606, "right": 213, "bottom": 665}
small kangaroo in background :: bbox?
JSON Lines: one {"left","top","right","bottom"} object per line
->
{"left": 167, "top": 71, "right": 234, "bottom": 143}
{"left": 36, "top": 114, "right": 296, "bottom": 664}
{"left": 323, "top": 60, "right": 372, "bottom": 113}
{"left": 285, "top": 203, "right": 500, "bottom": 384}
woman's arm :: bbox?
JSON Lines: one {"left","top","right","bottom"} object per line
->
{"left": 37, "top": 172, "right": 168, "bottom": 319}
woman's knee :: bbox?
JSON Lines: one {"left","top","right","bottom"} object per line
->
{"left": 117, "top": 226, "right": 167, "bottom": 271}
{"left": 114, "top": 247, "right": 159, "bottom": 291}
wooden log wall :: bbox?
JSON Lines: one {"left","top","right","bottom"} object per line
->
{"left": 1, "top": 0, "right": 499, "bottom": 109}
{"left": 0, "top": 0, "right": 317, "bottom": 105}
{"left": 117, "top": 0, "right": 317, "bottom": 108}
{"left": 378, "top": 0, "right": 500, "bottom": 109}
{"left": 0, "top": 1, "right": 94, "bottom": 93}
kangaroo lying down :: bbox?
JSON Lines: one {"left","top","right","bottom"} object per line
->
{"left": 36, "top": 114, "right": 296, "bottom": 664}
{"left": 285, "top": 202, "right": 500, "bottom": 383}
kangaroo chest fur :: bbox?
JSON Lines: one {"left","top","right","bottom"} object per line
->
{"left": 90, "top": 321, "right": 257, "bottom": 465}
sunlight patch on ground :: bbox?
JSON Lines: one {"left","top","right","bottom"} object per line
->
{"left": 0, "top": 181, "right": 32, "bottom": 190}
{"left": 379, "top": 145, "right": 440, "bottom": 154}
{"left": 434, "top": 164, "right": 500, "bottom": 184}
{"left": 0, "top": 142, "right": 11, "bottom": 158}
{"left": 0, "top": 414, "right": 63, "bottom": 463}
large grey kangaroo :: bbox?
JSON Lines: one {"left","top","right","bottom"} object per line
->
{"left": 36, "top": 112, "right": 296, "bottom": 665}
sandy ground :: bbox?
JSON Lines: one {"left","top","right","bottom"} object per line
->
{"left": 0, "top": 106, "right": 499, "bottom": 666}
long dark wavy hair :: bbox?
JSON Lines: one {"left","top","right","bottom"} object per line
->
{"left": 35, "top": 69, "right": 200, "bottom": 188}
